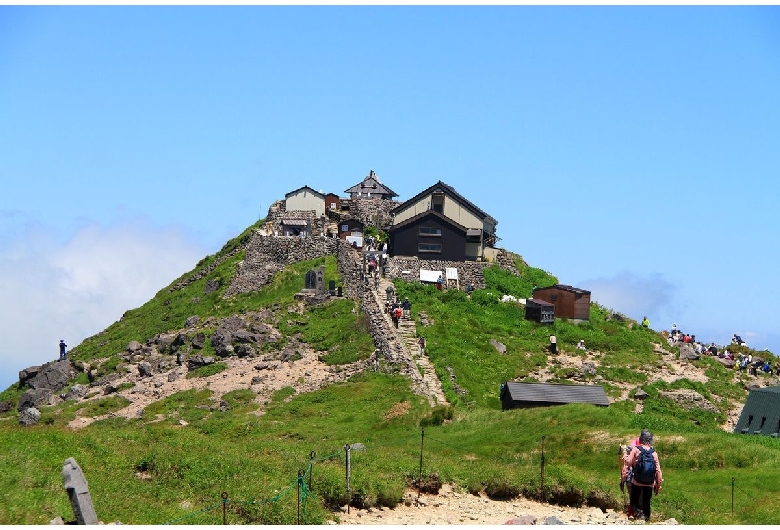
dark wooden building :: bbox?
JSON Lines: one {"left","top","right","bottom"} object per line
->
{"left": 324, "top": 193, "right": 341, "bottom": 212}
{"left": 389, "top": 210, "right": 468, "bottom": 261}
{"left": 532, "top": 284, "right": 591, "bottom": 321}
{"left": 525, "top": 298, "right": 555, "bottom": 324}
{"left": 337, "top": 218, "right": 365, "bottom": 241}
{"left": 734, "top": 386, "right": 780, "bottom": 437}
{"left": 500, "top": 382, "right": 609, "bottom": 411}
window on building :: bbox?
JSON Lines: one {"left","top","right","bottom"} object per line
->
{"left": 419, "top": 227, "right": 442, "bottom": 236}
{"left": 418, "top": 243, "right": 442, "bottom": 253}
{"left": 431, "top": 191, "right": 444, "bottom": 213}
{"left": 341, "top": 225, "right": 349, "bottom": 232}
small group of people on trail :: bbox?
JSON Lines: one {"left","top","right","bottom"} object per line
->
{"left": 619, "top": 429, "right": 664, "bottom": 522}
{"left": 386, "top": 297, "right": 411, "bottom": 329}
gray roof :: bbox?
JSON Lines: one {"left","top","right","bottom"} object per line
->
{"left": 501, "top": 382, "right": 609, "bottom": 407}
{"left": 734, "top": 385, "right": 780, "bottom": 435}
{"left": 285, "top": 185, "right": 325, "bottom": 199}
{"left": 534, "top": 284, "right": 592, "bottom": 296}
{"left": 391, "top": 180, "right": 497, "bottom": 226}
{"left": 344, "top": 171, "right": 399, "bottom": 198}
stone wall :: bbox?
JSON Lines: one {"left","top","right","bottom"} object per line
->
{"left": 224, "top": 234, "right": 338, "bottom": 297}
{"left": 340, "top": 198, "right": 399, "bottom": 230}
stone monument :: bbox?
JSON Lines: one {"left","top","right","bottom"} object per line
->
{"left": 62, "top": 457, "right": 98, "bottom": 525}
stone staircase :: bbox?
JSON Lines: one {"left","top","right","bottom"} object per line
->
{"left": 373, "top": 274, "right": 447, "bottom": 407}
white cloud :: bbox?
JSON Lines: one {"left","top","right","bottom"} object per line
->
{"left": 579, "top": 271, "right": 681, "bottom": 329}
{"left": 0, "top": 218, "right": 206, "bottom": 391}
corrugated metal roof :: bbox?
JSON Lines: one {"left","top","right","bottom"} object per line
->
{"left": 527, "top": 298, "right": 555, "bottom": 307}
{"left": 282, "top": 219, "right": 308, "bottom": 226}
{"left": 534, "top": 284, "right": 592, "bottom": 295}
{"left": 502, "top": 382, "right": 609, "bottom": 407}
{"left": 734, "top": 385, "right": 780, "bottom": 435}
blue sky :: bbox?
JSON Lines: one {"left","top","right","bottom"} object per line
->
{"left": 2, "top": 6, "right": 779, "bottom": 391}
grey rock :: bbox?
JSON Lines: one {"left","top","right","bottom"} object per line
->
{"left": 184, "top": 315, "right": 200, "bottom": 328}
{"left": 167, "top": 371, "right": 179, "bottom": 382}
{"left": 138, "top": 361, "right": 153, "bottom": 377}
{"left": 490, "top": 339, "right": 507, "bottom": 354}
{"left": 0, "top": 400, "right": 12, "bottom": 413}
{"left": 19, "top": 407, "right": 41, "bottom": 426}
{"left": 543, "top": 515, "right": 564, "bottom": 525}
{"left": 61, "top": 384, "right": 88, "bottom": 401}
{"left": 187, "top": 355, "right": 215, "bottom": 370}
{"left": 679, "top": 344, "right": 699, "bottom": 361}
{"left": 19, "top": 360, "right": 77, "bottom": 392}
{"left": 18, "top": 388, "right": 52, "bottom": 411}
{"left": 191, "top": 332, "right": 206, "bottom": 349}
{"left": 235, "top": 344, "right": 255, "bottom": 358}
{"left": 126, "top": 341, "right": 143, "bottom": 353}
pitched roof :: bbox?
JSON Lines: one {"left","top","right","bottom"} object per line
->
{"left": 534, "top": 284, "right": 591, "bottom": 296}
{"left": 501, "top": 382, "right": 609, "bottom": 407}
{"left": 391, "top": 208, "right": 467, "bottom": 234}
{"left": 285, "top": 185, "right": 325, "bottom": 199}
{"left": 344, "top": 170, "right": 399, "bottom": 198}
{"left": 735, "top": 385, "right": 780, "bottom": 435}
{"left": 391, "top": 180, "right": 497, "bottom": 225}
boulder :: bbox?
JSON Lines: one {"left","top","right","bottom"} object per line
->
{"left": 490, "top": 339, "right": 507, "bottom": 354}
{"left": 184, "top": 315, "right": 200, "bottom": 328}
{"left": 191, "top": 332, "right": 206, "bottom": 349}
{"left": 61, "top": 384, "right": 88, "bottom": 401}
{"left": 0, "top": 401, "right": 12, "bottom": 413}
{"left": 19, "top": 360, "right": 77, "bottom": 391}
{"left": 19, "top": 407, "right": 41, "bottom": 426}
{"left": 233, "top": 330, "right": 260, "bottom": 344}
{"left": 679, "top": 344, "right": 699, "bottom": 361}
{"left": 18, "top": 388, "right": 53, "bottom": 411}
{"left": 580, "top": 362, "right": 598, "bottom": 376}
{"left": 187, "top": 355, "right": 215, "bottom": 370}
{"left": 235, "top": 344, "right": 255, "bottom": 358}
{"left": 138, "top": 361, "right": 153, "bottom": 378}
{"left": 126, "top": 341, "right": 143, "bottom": 353}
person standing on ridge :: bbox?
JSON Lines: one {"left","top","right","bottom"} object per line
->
{"left": 59, "top": 339, "right": 67, "bottom": 360}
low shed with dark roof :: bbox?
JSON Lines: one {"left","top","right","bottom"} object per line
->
{"left": 500, "top": 382, "right": 610, "bottom": 410}
{"left": 734, "top": 386, "right": 780, "bottom": 436}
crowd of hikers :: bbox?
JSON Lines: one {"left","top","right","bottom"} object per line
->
{"left": 665, "top": 324, "right": 777, "bottom": 376}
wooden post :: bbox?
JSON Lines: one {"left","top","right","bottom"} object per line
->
{"left": 540, "top": 436, "right": 546, "bottom": 502}
{"left": 221, "top": 491, "right": 228, "bottom": 525}
{"left": 345, "top": 444, "right": 351, "bottom": 515}
{"left": 297, "top": 469, "right": 304, "bottom": 524}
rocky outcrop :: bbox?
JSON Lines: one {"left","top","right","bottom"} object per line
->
{"left": 18, "top": 360, "right": 78, "bottom": 392}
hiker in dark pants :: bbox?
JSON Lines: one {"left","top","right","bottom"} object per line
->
{"left": 623, "top": 429, "right": 663, "bottom": 522}
{"left": 59, "top": 339, "right": 67, "bottom": 360}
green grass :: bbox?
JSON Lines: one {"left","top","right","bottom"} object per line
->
{"left": 2, "top": 234, "right": 778, "bottom": 524}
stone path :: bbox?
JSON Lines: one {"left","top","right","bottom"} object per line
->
{"left": 372, "top": 272, "right": 447, "bottom": 407}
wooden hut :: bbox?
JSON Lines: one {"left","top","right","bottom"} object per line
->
{"left": 500, "top": 382, "right": 609, "bottom": 411}
{"left": 525, "top": 298, "right": 555, "bottom": 324}
{"left": 734, "top": 386, "right": 780, "bottom": 436}
{"left": 532, "top": 284, "right": 591, "bottom": 321}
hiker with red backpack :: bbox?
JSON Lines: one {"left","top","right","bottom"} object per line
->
{"left": 622, "top": 429, "right": 663, "bottom": 522}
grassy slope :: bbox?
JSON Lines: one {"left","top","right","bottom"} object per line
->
{"left": 1, "top": 241, "right": 778, "bottom": 524}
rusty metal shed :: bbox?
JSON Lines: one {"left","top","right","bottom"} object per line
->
{"left": 532, "top": 284, "right": 591, "bottom": 321}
